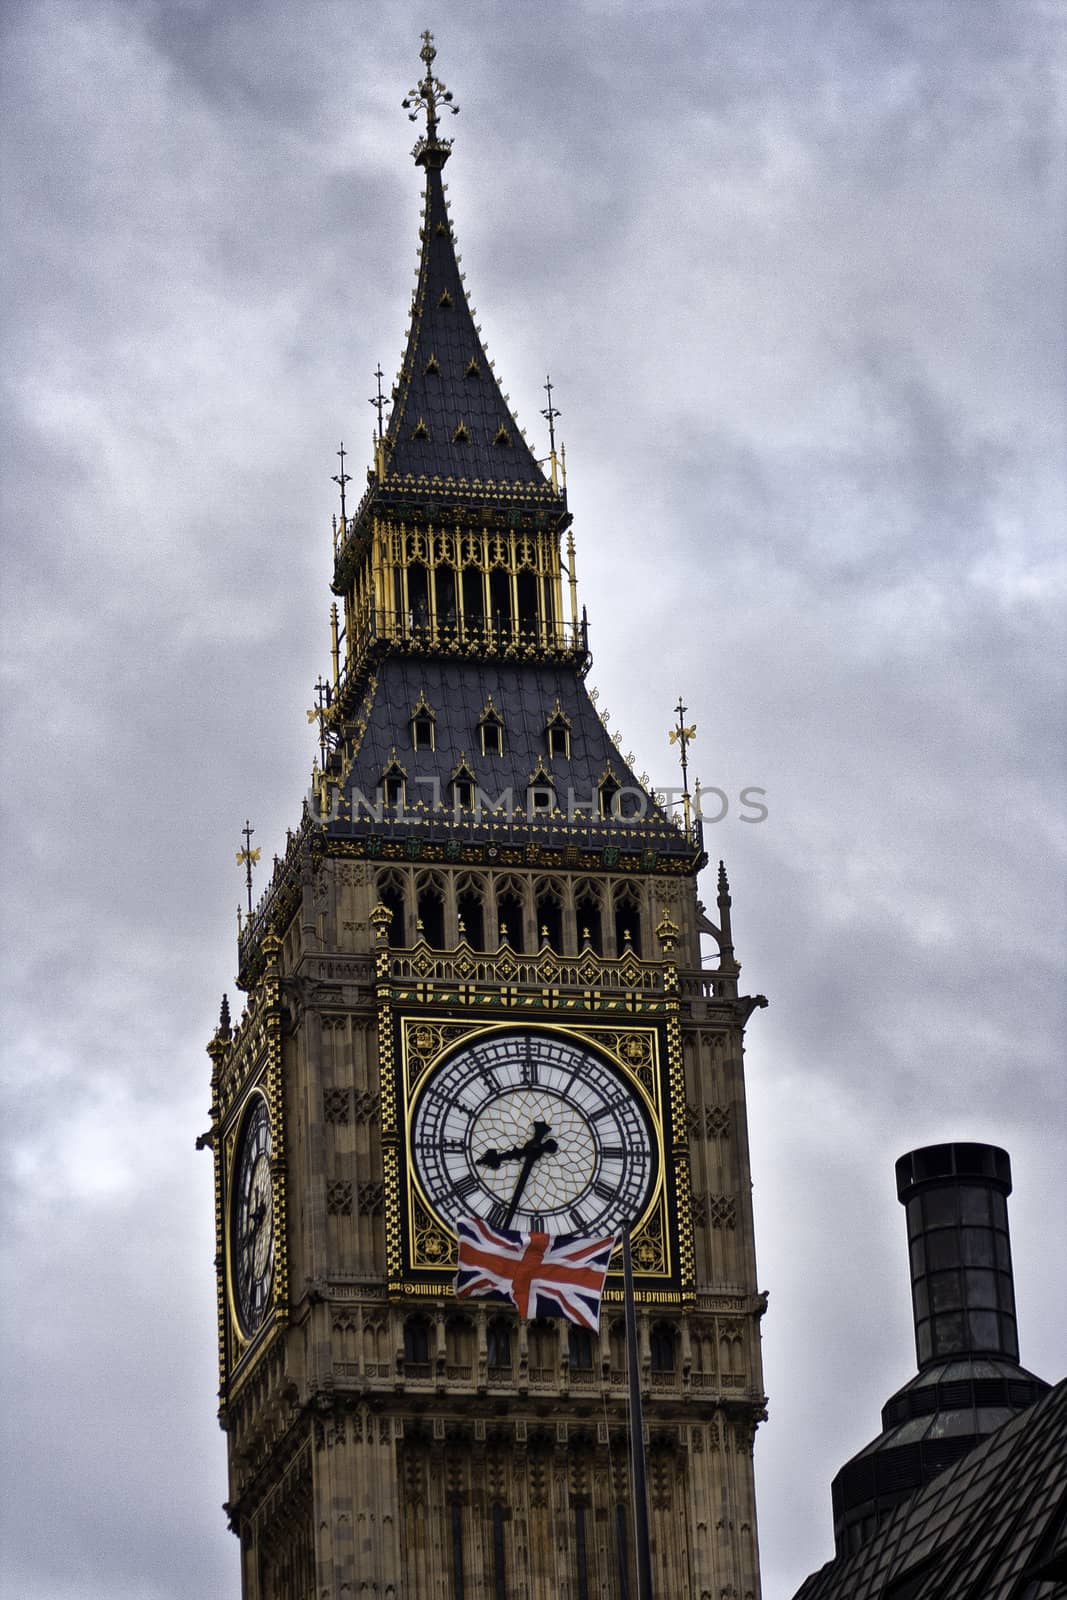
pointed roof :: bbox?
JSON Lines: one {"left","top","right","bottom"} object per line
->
{"left": 381, "top": 35, "right": 558, "bottom": 497}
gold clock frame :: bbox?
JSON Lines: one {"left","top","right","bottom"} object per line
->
{"left": 382, "top": 1009, "right": 693, "bottom": 1306}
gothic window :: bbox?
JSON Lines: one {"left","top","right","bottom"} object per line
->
{"left": 535, "top": 879, "right": 564, "bottom": 954}
{"left": 650, "top": 1321, "right": 676, "bottom": 1374}
{"left": 463, "top": 567, "right": 486, "bottom": 635}
{"left": 478, "top": 695, "right": 505, "bottom": 756}
{"left": 410, "top": 690, "right": 436, "bottom": 751}
{"left": 496, "top": 879, "right": 525, "bottom": 951}
{"left": 516, "top": 569, "right": 539, "bottom": 633}
{"left": 456, "top": 875, "right": 487, "bottom": 950}
{"left": 599, "top": 770, "right": 621, "bottom": 818}
{"left": 608, "top": 1318, "right": 627, "bottom": 1378}
{"left": 407, "top": 562, "right": 430, "bottom": 632}
{"left": 575, "top": 882, "right": 603, "bottom": 954}
{"left": 416, "top": 874, "right": 446, "bottom": 948}
{"left": 545, "top": 700, "right": 571, "bottom": 760}
{"left": 435, "top": 564, "right": 457, "bottom": 634}
{"left": 487, "top": 1317, "right": 512, "bottom": 1369}
{"left": 614, "top": 883, "right": 642, "bottom": 957}
{"left": 403, "top": 1315, "right": 431, "bottom": 1367}
{"left": 527, "top": 757, "right": 555, "bottom": 818}
{"left": 381, "top": 752, "right": 407, "bottom": 811}
{"left": 445, "top": 1315, "right": 475, "bottom": 1376}
{"left": 490, "top": 569, "right": 512, "bottom": 637}
{"left": 568, "top": 1325, "right": 595, "bottom": 1370}
{"left": 527, "top": 1318, "right": 557, "bottom": 1379}
{"left": 450, "top": 756, "right": 477, "bottom": 812}
{"left": 375, "top": 869, "right": 407, "bottom": 946}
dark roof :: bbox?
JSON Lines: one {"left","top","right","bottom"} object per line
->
{"left": 380, "top": 158, "right": 553, "bottom": 493}
{"left": 328, "top": 655, "right": 695, "bottom": 860}
{"left": 794, "top": 1378, "right": 1067, "bottom": 1600}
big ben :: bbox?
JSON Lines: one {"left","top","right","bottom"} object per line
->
{"left": 204, "top": 34, "right": 768, "bottom": 1600}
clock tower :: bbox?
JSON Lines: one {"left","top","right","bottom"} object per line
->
{"left": 204, "top": 34, "right": 768, "bottom": 1600}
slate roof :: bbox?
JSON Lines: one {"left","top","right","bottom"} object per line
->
{"left": 379, "top": 154, "right": 556, "bottom": 496}
{"left": 329, "top": 655, "right": 694, "bottom": 859}
{"left": 793, "top": 1378, "right": 1067, "bottom": 1600}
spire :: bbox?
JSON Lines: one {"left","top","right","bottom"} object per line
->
{"left": 383, "top": 35, "right": 558, "bottom": 495}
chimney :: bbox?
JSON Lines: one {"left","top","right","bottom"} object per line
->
{"left": 829, "top": 1141, "right": 1049, "bottom": 1558}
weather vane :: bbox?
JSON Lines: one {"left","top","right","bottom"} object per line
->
{"left": 401, "top": 30, "right": 459, "bottom": 152}
{"left": 668, "top": 698, "right": 697, "bottom": 837}
{"left": 235, "top": 819, "right": 261, "bottom": 918}
{"left": 332, "top": 441, "right": 351, "bottom": 527}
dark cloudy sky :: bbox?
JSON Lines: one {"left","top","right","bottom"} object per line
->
{"left": 2, "top": 2, "right": 1064, "bottom": 1595}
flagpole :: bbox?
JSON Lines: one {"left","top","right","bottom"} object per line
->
{"left": 622, "top": 1225, "right": 654, "bottom": 1600}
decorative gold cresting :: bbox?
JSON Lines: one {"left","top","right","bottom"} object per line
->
{"left": 402, "top": 31, "right": 459, "bottom": 168}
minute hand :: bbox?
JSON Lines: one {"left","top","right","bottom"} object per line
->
{"left": 502, "top": 1121, "right": 558, "bottom": 1230}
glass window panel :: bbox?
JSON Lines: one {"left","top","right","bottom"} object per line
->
{"left": 967, "top": 1310, "right": 1000, "bottom": 1350}
{"left": 932, "top": 1311, "right": 966, "bottom": 1354}
{"left": 930, "top": 1269, "right": 963, "bottom": 1312}
{"left": 913, "top": 1279, "right": 929, "bottom": 1320}
{"left": 910, "top": 1236, "right": 926, "bottom": 1276}
{"left": 996, "top": 1273, "right": 1016, "bottom": 1312}
{"left": 923, "top": 1189, "right": 958, "bottom": 1227}
{"left": 963, "top": 1268, "right": 997, "bottom": 1307}
{"left": 959, "top": 1185, "right": 991, "bottom": 1225}
{"left": 990, "top": 1192, "right": 1008, "bottom": 1229}
{"left": 917, "top": 1322, "right": 933, "bottom": 1364}
{"left": 926, "top": 1229, "right": 960, "bottom": 1271}
{"left": 906, "top": 1197, "right": 923, "bottom": 1239}
{"left": 960, "top": 1227, "right": 995, "bottom": 1267}
{"left": 994, "top": 1232, "right": 1012, "bottom": 1271}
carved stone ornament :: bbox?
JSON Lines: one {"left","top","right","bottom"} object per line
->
{"left": 327, "top": 1179, "right": 354, "bottom": 1215}
{"left": 323, "top": 1086, "right": 350, "bottom": 1124}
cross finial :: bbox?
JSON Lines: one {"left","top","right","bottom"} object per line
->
{"left": 332, "top": 441, "right": 351, "bottom": 527}
{"left": 402, "top": 31, "right": 459, "bottom": 167}
{"left": 668, "top": 697, "right": 697, "bottom": 838}
{"left": 235, "top": 819, "right": 261, "bottom": 918}
{"left": 369, "top": 364, "right": 386, "bottom": 442}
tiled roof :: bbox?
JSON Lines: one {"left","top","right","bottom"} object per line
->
{"left": 793, "top": 1378, "right": 1067, "bottom": 1600}
{"left": 381, "top": 159, "right": 554, "bottom": 494}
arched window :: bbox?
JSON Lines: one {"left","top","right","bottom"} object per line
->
{"left": 487, "top": 1317, "right": 512, "bottom": 1370}
{"left": 650, "top": 1321, "right": 676, "bottom": 1374}
{"left": 527, "top": 1318, "right": 557, "bottom": 1379}
{"left": 535, "top": 879, "right": 564, "bottom": 953}
{"left": 608, "top": 1318, "right": 627, "bottom": 1380}
{"left": 614, "top": 884, "right": 642, "bottom": 957}
{"left": 456, "top": 875, "right": 487, "bottom": 951}
{"left": 375, "top": 870, "right": 407, "bottom": 946}
{"left": 575, "top": 883, "right": 603, "bottom": 954}
{"left": 450, "top": 755, "right": 476, "bottom": 813}
{"left": 445, "top": 1314, "right": 474, "bottom": 1377}
{"left": 416, "top": 874, "right": 446, "bottom": 948}
{"left": 404, "top": 1315, "right": 431, "bottom": 1367}
{"left": 496, "top": 879, "right": 525, "bottom": 951}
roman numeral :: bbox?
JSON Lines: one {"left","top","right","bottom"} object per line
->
{"left": 454, "top": 1174, "right": 479, "bottom": 1198}
{"left": 594, "top": 1181, "right": 616, "bottom": 1202}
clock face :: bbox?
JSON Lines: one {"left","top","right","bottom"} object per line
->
{"left": 230, "top": 1095, "right": 274, "bottom": 1337}
{"left": 410, "top": 1030, "right": 656, "bottom": 1238}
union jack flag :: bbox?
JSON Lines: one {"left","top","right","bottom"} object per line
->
{"left": 454, "top": 1216, "right": 616, "bottom": 1331}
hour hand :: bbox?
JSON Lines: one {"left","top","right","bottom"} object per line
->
{"left": 477, "top": 1143, "right": 526, "bottom": 1170}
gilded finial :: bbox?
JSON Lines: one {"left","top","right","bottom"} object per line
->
{"left": 402, "top": 31, "right": 459, "bottom": 169}
{"left": 541, "top": 375, "right": 561, "bottom": 493}
{"left": 219, "top": 994, "right": 231, "bottom": 1037}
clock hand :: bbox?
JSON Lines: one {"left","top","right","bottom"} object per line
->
{"left": 502, "top": 1121, "right": 559, "bottom": 1230}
